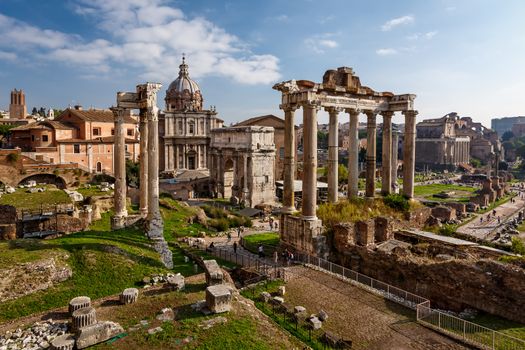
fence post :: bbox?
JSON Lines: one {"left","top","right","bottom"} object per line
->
{"left": 387, "top": 284, "right": 390, "bottom": 297}
{"left": 463, "top": 321, "right": 466, "bottom": 340}
{"left": 438, "top": 312, "right": 441, "bottom": 329}
{"left": 492, "top": 331, "right": 495, "bottom": 350}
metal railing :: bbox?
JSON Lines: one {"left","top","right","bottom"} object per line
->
{"left": 294, "top": 251, "right": 525, "bottom": 350}
{"left": 206, "top": 245, "right": 286, "bottom": 281}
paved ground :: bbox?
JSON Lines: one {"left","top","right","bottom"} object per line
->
{"left": 207, "top": 233, "right": 471, "bottom": 349}
{"left": 284, "top": 266, "right": 473, "bottom": 350}
{"left": 456, "top": 188, "right": 525, "bottom": 240}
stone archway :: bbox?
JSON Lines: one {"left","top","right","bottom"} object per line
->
{"left": 18, "top": 173, "right": 67, "bottom": 189}
{"left": 223, "top": 158, "right": 234, "bottom": 199}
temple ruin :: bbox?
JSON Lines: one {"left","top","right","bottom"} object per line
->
{"left": 111, "top": 83, "right": 172, "bottom": 268}
{"left": 274, "top": 67, "right": 417, "bottom": 255}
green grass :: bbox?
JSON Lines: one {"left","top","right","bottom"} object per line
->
{"left": 414, "top": 183, "right": 477, "bottom": 201}
{"left": 0, "top": 186, "right": 72, "bottom": 210}
{"left": 160, "top": 196, "right": 210, "bottom": 240}
{"left": 469, "top": 312, "right": 525, "bottom": 345}
{"left": 0, "top": 212, "right": 197, "bottom": 322}
{"left": 76, "top": 186, "right": 113, "bottom": 198}
{"left": 243, "top": 232, "right": 279, "bottom": 255}
{"left": 478, "top": 194, "right": 514, "bottom": 214}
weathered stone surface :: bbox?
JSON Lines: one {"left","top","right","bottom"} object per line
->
{"left": 0, "top": 320, "right": 69, "bottom": 350}
{"left": 431, "top": 206, "right": 456, "bottom": 222}
{"left": 120, "top": 288, "right": 139, "bottom": 304}
{"left": 272, "top": 296, "right": 284, "bottom": 305}
{"left": 318, "top": 309, "right": 328, "bottom": 322}
{"left": 72, "top": 307, "right": 97, "bottom": 332}
{"left": 50, "top": 334, "right": 75, "bottom": 350}
{"left": 203, "top": 260, "right": 224, "bottom": 286}
{"left": 277, "top": 286, "right": 286, "bottom": 296}
{"left": 355, "top": 220, "right": 374, "bottom": 246}
{"left": 374, "top": 217, "right": 393, "bottom": 243}
{"left": 199, "top": 316, "right": 227, "bottom": 330}
{"left": 152, "top": 237, "right": 173, "bottom": 269}
{"left": 294, "top": 306, "right": 306, "bottom": 314}
{"left": 156, "top": 308, "right": 175, "bottom": 321}
{"left": 167, "top": 273, "right": 185, "bottom": 290}
{"left": 147, "top": 327, "right": 163, "bottom": 335}
{"left": 76, "top": 321, "right": 124, "bottom": 349}
{"left": 68, "top": 296, "right": 91, "bottom": 315}
{"left": 205, "top": 285, "right": 231, "bottom": 313}
{"left": 260, "top": 291, "right": 271, "bottom": 303}
{"left": 307, "top": 316, "right": 322, "bottom": 330}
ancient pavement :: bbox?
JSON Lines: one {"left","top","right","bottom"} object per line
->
{"left": 205, "top": 231, "right": 472, "bottom": 350}
{"left": 456, "top": 188, "right": 525, "bottom": 240}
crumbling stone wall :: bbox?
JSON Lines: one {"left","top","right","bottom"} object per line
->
{"left": 333, "top": 245, "right": 525, "bottom": 324}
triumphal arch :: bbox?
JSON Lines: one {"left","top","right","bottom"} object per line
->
{"left": 273, "top": 67, "right": 417, "bottom": 255}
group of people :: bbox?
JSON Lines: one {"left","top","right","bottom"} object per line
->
{"left": 268, "top": 217, "right": 278, "bottom": 231}
{"left": 479, "top": 209, "right": 500, "bottom": 224}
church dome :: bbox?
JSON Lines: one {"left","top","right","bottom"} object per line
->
{"left": 165, "top": 56, "right": 203, "bottom": 112}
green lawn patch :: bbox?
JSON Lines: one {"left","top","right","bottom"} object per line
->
{"left": 76, "top": 186, "right": 114, "bottom": 198}
{"left": 243, "top": 232, "right": 279, "bottom": 255}
{"left": 0, "top": 186, "right": 72, "bottom": 210}
{"left": 469, "top": 312, "right": 525, "bottom": 344}
{"left": 0, "top": 213, "right": 196, "bottom": 323}
{"left": 159, "top": 196, "right": 210, "bottom": 240}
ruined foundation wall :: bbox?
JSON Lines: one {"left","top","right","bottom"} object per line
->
{"left": 334, "top": 246, "right": 525, "bottom": 324}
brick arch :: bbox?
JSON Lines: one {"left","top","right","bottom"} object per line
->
{"left": 17, "top": 173, "right": 67, "bottom": 189}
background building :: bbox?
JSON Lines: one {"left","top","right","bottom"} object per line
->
{"left": 10, "top": 106, "right": 139, "bottom": 174}
{"left": 491, "top": 116, "right": 525, "bottom": 136}
{"left": 159, "top": 57, "right": 223, "bottom": 175}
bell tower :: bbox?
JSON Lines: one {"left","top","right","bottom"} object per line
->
{"left": 9, "top": 89, "right": 27, "bottom": 119}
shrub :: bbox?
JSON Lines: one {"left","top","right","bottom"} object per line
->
{"left": 383, "top": 193, "right": 410, "bottom": 212}
{"left": 438, "top": 224, "right": 457, "bottom": 236}
{"left": 202, "top": 205, "right": 228, "bottom": 219}
{"left": 511, "top": 237, "right": 525, "bottom": 255}
{"left": 6, "top": 152, "right": 19, "bottom": 163}
{"left": 209, "top": 218, "right": 229, "bottom": 231}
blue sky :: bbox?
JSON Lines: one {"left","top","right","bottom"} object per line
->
{"left": 0, "top": 0, "right": 524, "bottom": 126}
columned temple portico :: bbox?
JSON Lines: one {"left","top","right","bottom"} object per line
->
{"left": 274, "top": 67, "right": 417, "bottom": 256}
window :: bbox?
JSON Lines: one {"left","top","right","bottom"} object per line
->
{"left": 96, "top": 162, "right": 102, "bottom": 173}
{"left": 279, "top": 147, "right": 285, "bottom": 159}
{"left": 265, "top": 175, "right": 269, "bottom": 183}
{"left": 74, "top": 144, "right": 80, "bottom": 153}
{"left": 111, "top": 128, "right": 115, "bottom": 135}
{"left": 178, "top": 121, "right": 183, "bottom": 134}
{"left": 42, "top": 135, "right": 49, "bottom": 142}
{"left": 127, "top": 129, "right": 133, "bottom": 136}
{"left": 31, "top": 135, "right": 35, "bottom": 142}
{"left": 93, "top": 128, "right": 101, "bottom": 136}
{"left": 189, "top": 122, "right": 194, "bottom": 134}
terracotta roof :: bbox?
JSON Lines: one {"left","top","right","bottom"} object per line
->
{"left": 11, "top": 120, "right": 76, "bottom": 131}
{"left": 57, "top": 137, "right": 138, "bottom": 144}
{"left": 235, "top": 114, "right": 285, "bottom": 129}
{"left": 57, "top": 108, "right": 137, "bottom": 124}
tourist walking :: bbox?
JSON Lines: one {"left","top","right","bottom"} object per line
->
{"left": 233, "top": 242, "right": 238, "bottom": 254}
{"left": 227, "top": 231, "right": 232, "bottom": 243}
{"left": 258, "top": 244, "right": 264, "bottom": 258}
{"left": 237, "top": 226, "right": 242, "bottom": 238}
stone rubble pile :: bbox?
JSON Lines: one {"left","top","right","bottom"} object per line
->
{"left": 142, "top": 273, "right": 185, "bottom": 289}
{"left": 0, "top": 320, "right": 68, "bottom": 350}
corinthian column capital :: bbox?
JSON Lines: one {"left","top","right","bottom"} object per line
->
{"left": 280, "top": 104, "right": 298, "bottom": 112}
{"left": 380, "top": 111, "right": 395, "bottom": 119}
{"left": 402, "top": 110, "right": 418, "bottom": 118}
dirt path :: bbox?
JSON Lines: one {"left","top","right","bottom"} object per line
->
{"left": 284, "top": 266, "right": 473, "bottom": 350}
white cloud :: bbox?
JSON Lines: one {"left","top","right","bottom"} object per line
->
{"left": 381, "top": 15, "right": 414, "bottom": 31}
{"left": 407, "top": 31, "right": 438, "bottom": 41}
{"left": 304, "top": 34, "right": 339, "bottom": 54}
{"left": 0, "top": 0, "right": 280, "bottom": 85}
{"left": 376, "top": 48, "right": 398, "bottom": 56}
{"left": 0, "top": 50, "right": 17, "bottom": 61}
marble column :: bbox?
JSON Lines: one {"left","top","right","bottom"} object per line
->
{"left": 147, "top": 104, "right": 163, "bottom": 237}
{"left": 302, "top": 102, "right": 319, "bottom": 220}
{"left": 402, "top": 110, "right": 418, "bottom": 199}
{"left": 111, "top": 107, "right": 128, "bottom": 229}
{"left": 391, "top": 131, "right": 399, "bottom": 191}
{"left": 326, "top": 107, "right": 340, "bottom": 203}
{"left": 347, "top": 109, "right": 360, "bottom": 198}
{"left": 139, "top": 111, "right": 149, "bottom": 217}
{"left": 282, "top": 105, "right": 297, "bottom": 213}
{"left": 381, "top": 111, "right": 394, "bottom": 195}
{"left": 365, "top": 111, "right": 377, "bottom": 199}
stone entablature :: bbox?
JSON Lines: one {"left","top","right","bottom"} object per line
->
{"left": 209, "top": 126, "right": 276, "bottom": 207}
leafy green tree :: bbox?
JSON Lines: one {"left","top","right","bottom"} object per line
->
{"left": 501, "top": 131, "right": 514, "bottom": 142}
{"left": 338, "top": 163, "right": 348, "bottom": 184}
{"left": 470, "top": 158, "right": 482, "bottom": 168}
{"left": 31, "top": 107, "right": 38, "bottom": 115}
{"left": 125, "top": 160, "right": 140, "bottom": 187}
{"left": 317, "top": 131, "right": 328, "bottom": 149}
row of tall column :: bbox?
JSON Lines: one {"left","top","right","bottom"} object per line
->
{"left": 111, "top": 105, "right": 161, "bottom": 230}
{"left": 281, "top": 103, "right": 417, "bottom": 220}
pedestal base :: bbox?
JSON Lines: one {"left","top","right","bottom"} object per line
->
{"left": 280, "top": 214, "right": 328, "bottom": 258}
{"left": 111, "top": 214, "right": 127, "bottom": 230}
